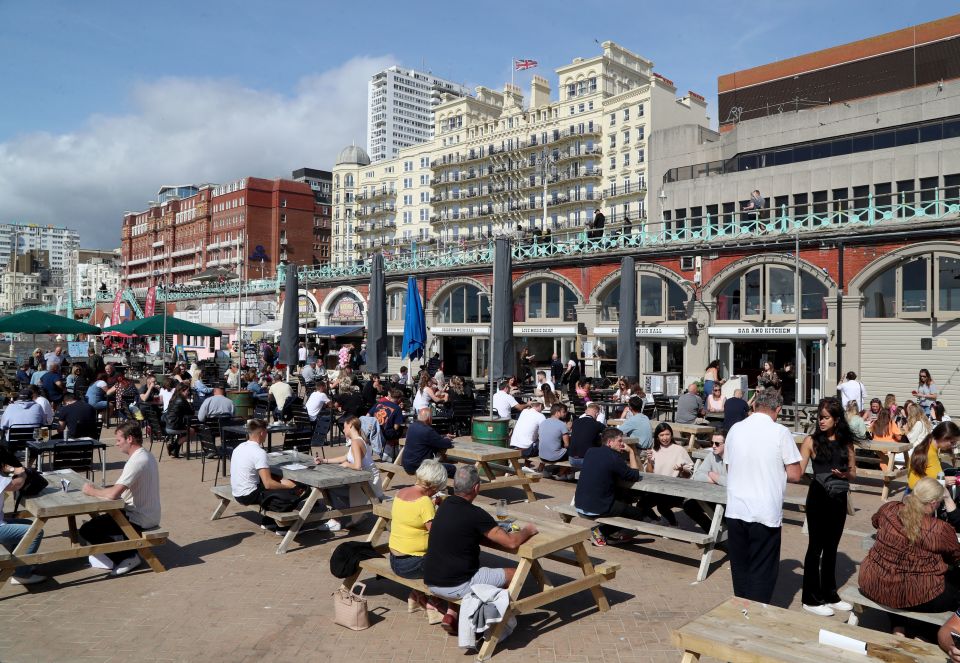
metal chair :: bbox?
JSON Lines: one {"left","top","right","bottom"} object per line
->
{"left": 197, "top": 426, "right": 228, "bottom": 485}
{"left": 282, "top": 427, "right": 312, "bottom": 454}
{"left": 51, "top": 440, "right": 96, "bottom": 481}
{"left": 143, "top": 406, "right": 166, "bottom": 456}
{"left": 5, "top": 425, "right": 37, "bottom": 464}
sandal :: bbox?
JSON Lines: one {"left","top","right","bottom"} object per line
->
{"left": 590, "top": 526, "right": 607, "bottom": 547}
{"left": 441, "top": 609, "right": 457, "bottom": 634}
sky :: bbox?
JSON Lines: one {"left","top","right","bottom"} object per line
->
{"left": 0, "top": 0, "right": 955, "bottom": 249}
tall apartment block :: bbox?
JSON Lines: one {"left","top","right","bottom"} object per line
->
{"left": 367, "top": 66, "right": 470, "bottom": 163}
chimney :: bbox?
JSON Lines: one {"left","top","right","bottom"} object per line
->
{"left": 530, "top": 75, "right": 551, "bottom": 108}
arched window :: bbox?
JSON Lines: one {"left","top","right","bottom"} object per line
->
{"left": 344, "top": 174, "right": 354, "bottom": 187}
{"left": 387, "top": 290, "right": 406, "bottom": 322}
{"left": 600, "top": 275, "right": 689, "bottom": 322}
{"left": 716, "top": 265, "right": 828, "bottom": 321}
{"left": 328, "top": 293, "right": 363, "bottom": 323}
{"left": 514, "top": 281, "right": 578, "bottom": 322}
{"left": 862, "top": 252, "right": 960, "bottom": 319}
{"left": 334, "top": 174, "right": 340, "bottom": 187}
{"left": 438, "top": 285, "right": 490, "bottom": 324}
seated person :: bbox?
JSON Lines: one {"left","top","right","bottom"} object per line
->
{"left": 423, "top": 466, "right": 538, "bottom": 633}
{"left": 0, "top": 387, "right": 46, "bottom": 432}
{"left": 682, "top": 430, "right": 727, "bottom": 532}
{"left": 388, "top": 459, "right": 448, "bottom": 621}
{"left": 675, "top": 384, "right": 704, "bottom": 424}
{"left": 305, "top": 381, "right": 331, "bottom": 421}
{"left": 643, "top": 423, "right": 694, "bottom": 526}
{"left": 574, "top": 428, "right": 642, "bottom": 545}
{"left": 722, "top": 389, "right": 750, "bottom": 431}
{"left": 79, "top": 422, "right": 160, "bottom": 576}
{"left": 361, "top": 375, "right": 385, "bottom": 411}
{"left": 197, "top": 386, "right": 236, "bottom": 422}
{"left": 30, "top": 385, "right": 55, "bottom": 426}
{"left": 937, "top": 612, "right": 960, "bottom": 662}
{"left": 315, "top": 416, "right": 384, "bottom": 532}
{"left": 368, "top": 388, "right": 405, "bottom": 460}
{"left": 0, "top": 448, "right": 46, "bottom": 585}
{"left": 402, "top": 408, "right": 455, "bottom": 477}
{"left": 533, "top": 371, "right": 554, "bottom": 397}
{"left": 510, "top": 400, "right": 545, "bottom": 461}
{"left": 56, "top": 390, "right": 98, "bottom": 439}
{"left": 568, "top": 403, "right": 604, "bottom": 468}
{"left": 537, "top": 404, "right": 573, "bottom": 474}
{"left": 229, "top": 418, "right": 304, "bottom": 534}
{"left": 268, "top": 378, "right": 293, "bottom": 420}
{"left": 618, "top": 396, "right": 653, "bottom": 449}
{"left": 705, "top": 384, "right": 726, "bottom": 413}
{"left": 845, "top": 400, "right": 869, "bottom": 442}
{"left": 908, "top": 422, "right": 960, "bottom": 491}
{"left": 492, "top": 380, "right": 526, "bottom": 419}
{"left": 333, "top": 388, "right": 366, "bottom": 423}
{"left": 859, "top": 477, "right": 960, "bottom": 636}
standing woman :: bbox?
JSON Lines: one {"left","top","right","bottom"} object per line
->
{"left": 703, "top": 360, "right": 722, "bottom": 397}
{"left": 759, "top": 361, "right": 781, "bottom": 390}
{"left": 798, "top": 398, "right": 857, "bottom": 616}
{"left": 914, "top": 368, "right": 939, "bottom": 417}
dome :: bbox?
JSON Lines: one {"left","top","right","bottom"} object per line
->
{"left": 335, "top": 145, "right": 371, "bottom": 166}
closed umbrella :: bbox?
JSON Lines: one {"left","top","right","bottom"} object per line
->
{"left": 491, "top": 237, "right": 514, "bottom": 382}
{"left": 0, "top": 310, "right": 101, "bottom": 335}
{"left": 616, "top": 256, "right": 639, "bottom": 380}
{"left": 278, "top": 264, "right": 300, "bottom": 372}
{"left": 366, "top": 252, "right": 388, "bottom": 374}
{"left": 401, "top": 276, "right": 426, "bottom": 361}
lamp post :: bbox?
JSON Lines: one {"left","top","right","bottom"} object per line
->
{"left": 794, "top": 223, "right": 801, "bottom": 433}
{"left": 537, "top": 153, "right": 559, "bottom": 232}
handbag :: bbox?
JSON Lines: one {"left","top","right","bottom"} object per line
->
{"left": 814, "top": 471, "right": 850, "bottom": 498}
{"left": 13, "top": 468, "right": 49, "bottom": 512}
{"left": 332, "top": 582, "right": 370, "bottom": 630}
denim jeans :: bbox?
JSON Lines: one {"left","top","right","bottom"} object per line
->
{"left": 0, "top": 519, "right": 44, "bottom": 577}
{"left": 88, "top": 399, "right": 108, "bottom": 410}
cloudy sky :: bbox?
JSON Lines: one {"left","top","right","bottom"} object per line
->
{"left": 0, "top": 0, "right": 954, "bottom": 249}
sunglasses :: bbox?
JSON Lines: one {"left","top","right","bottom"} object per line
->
{"left": 712, "top": 441, "right": 724, "bottom": 447}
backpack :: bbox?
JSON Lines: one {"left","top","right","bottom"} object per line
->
{"left": 13, "top": 468, "right": 49, "bottom": 512}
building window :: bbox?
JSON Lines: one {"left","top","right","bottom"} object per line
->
{"left": 387, "top": 290, "right": 406, "bottom": 321}
{"left": 716, "top": 265, "right": 828, "bottom": 321}
{"left": 862, "top": 252, "right": 960, "bottom": 319}
{"left": 514, "top": 281, "right": 578, "bottom": 322}
{"left": 438, "top": 285, "right": 490, "bottom": 324}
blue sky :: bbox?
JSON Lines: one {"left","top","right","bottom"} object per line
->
{"left": 0, "top": 1, "right": 955, "bottom": 248}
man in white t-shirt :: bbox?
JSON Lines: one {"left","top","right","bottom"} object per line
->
{"left": 724, "top": 389, "right": 802, "bottom": 603}
{"left": 533, "top": 371, "right": 555, "bottom": 397}
{"left": 80, "top": 422, "right": 161, "bottom": 576}
{"left": 269, "top": 379, "right": 293, "bottom": 419}
{"left": 230, "top": 418, "right": 304, "bottom": 533}
{"left": 510, "top": 401, "right": 546, "bottom": 462}
{"left": 836, "top": 371, "right": 867, "bottom": 412}
{"left": 305, "top": 381, "right": 331, "bottom": 421}
{"left": 492, "top": 380, "right": 527, "bottom": 419}
{"left": 297, "top": 342, "right": 308, "bottom": 367}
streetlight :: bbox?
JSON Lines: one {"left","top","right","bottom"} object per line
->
{"left": 537, "top": 152, "right": 559, "bottom": 232}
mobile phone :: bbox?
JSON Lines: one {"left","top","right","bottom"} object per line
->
{"left": 951, "top": 631, "right": 960, "bottom": 649}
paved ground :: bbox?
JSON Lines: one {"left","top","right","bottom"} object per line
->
{"left": 0, "top": 438, "right": 918, "bottom": 663}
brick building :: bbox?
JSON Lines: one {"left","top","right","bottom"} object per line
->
{"left": 121, "top": 176, "right": 330, "bottom": 289}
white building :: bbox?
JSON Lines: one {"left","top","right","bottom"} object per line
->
{"left": 0, "top": 223, "right": 80, "bottom": 287}
{"left": 368, "top": 66, "right": 470, "bottom": 163}
{"left": 75, "top": 248, "right": 122, "bottom": 303}
{"left": 335, "top": 41, "right": 710, "bottom": 265}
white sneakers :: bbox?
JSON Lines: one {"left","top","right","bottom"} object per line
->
{"left": 802, "top": 603, "right": 835, "bottom": 616}
{"left": 9, "top": 574, "right": 47, "bottom": 585}
{"left": 111, "top": 555, "right": 142, "bottom": 576}
{"left": 828, "top": 600, "right": 854, "bottom": 611}
{"left": 321, "top": 519, "right": 342, "bottom": 532}
{"left": 89, "top": 554, "right": 114, "bottom": 570}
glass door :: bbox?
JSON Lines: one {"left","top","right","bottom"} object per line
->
{"left": 473, "top": 337, "right": 490, "bottom": 380}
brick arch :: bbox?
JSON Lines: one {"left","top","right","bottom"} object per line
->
{"left": 702, "top": 253, "right": 838, "bottom": 304}
{"left": 318, "top": 286, "right": 365, "bottom": 325}
{"left": 512, "top": 270, "right": 584, "bottom": 305}
{"left": 427, "top": 276, "right": 489, "bottom": 310}
{"left": 588, "top": 262, "right": 693, "bottom": 305}
{"left": 848, "top": 241, "right": 960, "bottom": 295}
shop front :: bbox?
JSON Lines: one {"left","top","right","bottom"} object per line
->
{"left": 430, "top": 325, "right": 490, "bottom": 379}
{"left": 593, "top": 325, "right": 687, "bottom": 389}
{"left": 707, "top": 325, "right": 829, "bottom": 404}
{"left": 514, "top": 325, "right": 578, "bottom": 381}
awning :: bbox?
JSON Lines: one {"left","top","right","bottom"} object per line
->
{"left": 309, "top": 325, "right": 365, "bottom": 337}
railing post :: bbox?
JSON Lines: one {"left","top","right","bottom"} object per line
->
{"left": 868, "top": 193, "right": 875, "bottom": 224}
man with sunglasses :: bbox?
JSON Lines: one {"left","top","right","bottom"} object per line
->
{"left": 683, "top": 430, "right": 728, "bottom": 532}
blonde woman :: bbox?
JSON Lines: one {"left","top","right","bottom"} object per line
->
{"left": 315, "top": 415, "right": 383, "bottom": 531}
{"left": 845, "top": 400, "right": 868, "bottom": 441}
{"left": 859, "top": 477, "right": 960, "bottom": 635}
{"left": 904, "top": 401, "right": 932, "bottom": 449}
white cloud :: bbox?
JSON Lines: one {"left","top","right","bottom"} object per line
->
{"left": 0, "top": 55, "right": 394, "bottom": 248}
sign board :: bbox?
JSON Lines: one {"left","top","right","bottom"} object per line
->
{"left": 430, "top": 326, "right": 490, "bottom": 336}
{"left": 67, "top": 341, "right": 89, "bottom": 358}
{"left": 706, "top": 325, "right": 829, "bottom": 338}
{"left": 593, "top": 325, "right": 686, "bottom": 337}
{"left": 514, "top": 326, "right": 577, "bottom": 336}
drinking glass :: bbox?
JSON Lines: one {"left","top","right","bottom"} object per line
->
{"left": 495, "top": 499, "right": 508, "bottom": 522}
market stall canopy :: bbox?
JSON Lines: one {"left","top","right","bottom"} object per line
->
{"left": 309, "top": 325, "right": 365, "bottom": 337}
{"left": 103, "top": 314, "right": 222, "bottom": 337}
{"left": 245, "top": 320, "right": 310, "bottom": 335}
{"left": 0, "top": 310, "right": 101, "bottom": 335}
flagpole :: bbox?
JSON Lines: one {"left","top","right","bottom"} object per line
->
{"left": 511, "top": 57, "right": 514, "bottom": 87}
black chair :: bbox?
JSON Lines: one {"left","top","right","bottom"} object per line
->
{"left": 282, "top": 427, "right": 312, "bottom": 454}
{"left": 6, "top": 425, "right": 37, "bottom": 464}
{"left": 312, "top": 412, "right": 333, "bottom": 447}
{"left": 253, "top": 401, "right": 269, "bottom": 422}
{"left": 448, "top": 396, "right": 475, "bottom": 437}
{"left": 143, "top": 406, "right": 166, "bottom": 456}
{"left": 289, "top": 399, "right": 311, "bottom": 429}
{"left": 653, "top": 395, "right": 676, "bottom": 422}
{"left": 198, "top": 426, "right": 228, "bottom": 485}
{"left": 51, "top": 440, "right": 96, "bottom": 481}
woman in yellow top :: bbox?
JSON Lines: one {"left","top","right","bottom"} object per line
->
{"left": 388, "top": 459, "right": 448, "bottom": 621}
{"left": 908, "top": 422, "right": 960, "bottom": 490}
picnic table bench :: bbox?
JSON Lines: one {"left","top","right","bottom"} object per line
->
{"left": 670, "top": 422, "right": 716, "bottom": 450}
{"left": 838, "top": 584, "right": 951, "bottom": 627}
{"left": 672, "top": 597, "right": 944, "bottom": 662}
{"left": 347, "top": 499, "right": 620, "bottom": 661}
{"left": 378, "top": 437, "right": 540, "bottom": 502}
{"left": 210, "top": 450, "right": 379, "bottom": 554}
{"left": 855, "top": 439, "right": 911, "bottom": 501}
{"left": 0, "top": 469, "right": 167, "bottom": 584}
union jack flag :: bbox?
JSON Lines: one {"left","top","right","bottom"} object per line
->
{"left": 514, "top": 59, "right": 538, "bottom": 71}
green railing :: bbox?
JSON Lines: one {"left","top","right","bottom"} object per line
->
{"left": 21, "top": 188, "right": 960, "bottom": 314}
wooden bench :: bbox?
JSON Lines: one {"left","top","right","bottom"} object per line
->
{"left": 552, "top": 503, "right": 715, "bottom": 546}
{"left": 839, "top": 584, "right": 951, "bottom": 627}
{"left": 209, "top": 485, "right": 303, "bottom": 527}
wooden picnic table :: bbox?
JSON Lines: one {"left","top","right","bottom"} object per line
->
{"left": 670, "top": 422, "right": 716, "bottom": 450}
{"left": 358, "top": 498, "right": 619, "bottom": 661}
{"left": 211, "top": 450, "right": 379, "bottom": 554}
{"left": 672, "top": 597, "right": 944, "bottom": 662}
{"left": 855, "top": 439, "right": 911, "bottom": 501}
{"left": 0, "top": 470, "right": 167, "bottom": 584}
{"left": 380, "top": 437, "right": 540, "bottom": 502}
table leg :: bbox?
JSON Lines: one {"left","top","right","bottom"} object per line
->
{"left": 529, "top": 559, "right": 553, "bottom": 591}
{"left": 508, "top": 458, "right": 537, "bottom": 502}
{"left": 276, "top": 486, "right": 323, "bottom": 555}
{"left": 572, "top": 541, "right": 610, "bottom": 612}
{"left": 108, "top": 509, "right": 166, "bottom": 573}
{"left": 680, "top": 652, "right": 701, "bottom": 663}
{"left": 695, "top": 503, "right": 724, "bottom": 583}
{"left": 365, "top": 516, "right": 388, "bottom": 545}
{"left": 100, "top": 447, "right": 107, "bottom": 487}
{"left": 476, "top": 558, "right": 532, "bottom": 662}
{"left": 67, "top": 516, "right": 79, "bottom": 545}
{"left": 478, "top": 460, "right": 496, "bottom": 482}
{"left": 0, "top": 516, "right": 47, "bottom": 584}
